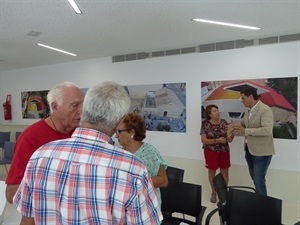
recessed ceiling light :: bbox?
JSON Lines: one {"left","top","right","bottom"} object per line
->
{"left": 192, "top": 18, "right": 261, "bottom": 30}
{"left": 68, "top": 0, "right": 82, "bottom": 14}
{"left": 37, "top": 43, "right": 77, "bottom": 56}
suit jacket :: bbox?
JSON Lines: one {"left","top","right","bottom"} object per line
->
{"left": 241, "top": 100, "right": 275, "bottom": 156}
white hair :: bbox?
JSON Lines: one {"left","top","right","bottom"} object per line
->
{"left": 81, "top": 81, "right": 131, "bottom": 132}
{"left": 47, "top": 81, "right": 80, "bottom": 114}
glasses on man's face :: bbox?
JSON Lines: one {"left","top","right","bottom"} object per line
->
{"left": 116, "top": 129, "right": 131, "bottom": 135}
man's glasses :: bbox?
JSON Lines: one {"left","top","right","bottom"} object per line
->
{"left": 116, "top": 129, "right": 131, "bottom": 135}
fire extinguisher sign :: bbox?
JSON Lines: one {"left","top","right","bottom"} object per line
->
{"left": 3, "top": 94, "right": 12, "bottom": 120}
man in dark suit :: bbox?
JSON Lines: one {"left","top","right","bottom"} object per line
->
{"left": 235, "top": 87, "right": 275, "bottom": 196}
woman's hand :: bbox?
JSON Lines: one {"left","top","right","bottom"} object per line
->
{"left": 216, "top": 137, "right": 227, "bottom": 144}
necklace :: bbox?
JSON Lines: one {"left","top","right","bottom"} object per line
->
{"left": 50, "top": 116, "right": 61, "bottom": 138}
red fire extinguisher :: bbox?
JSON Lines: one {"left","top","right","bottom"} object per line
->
{"left": 3, "top": 94, "right": 12, "bottom": 120}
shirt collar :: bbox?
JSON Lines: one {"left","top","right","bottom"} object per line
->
{"left": 249, "top": 100, "right": 259, "bottom": 112}
{"left": 72, "top": 127, "right": 115, "bottom": 145}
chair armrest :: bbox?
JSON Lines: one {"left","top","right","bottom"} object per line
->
{"left": 196, "top": 206, "right": 207, "bottom": 225}
{"left": 205, "top": 207, "right": 220, "bottom": 225}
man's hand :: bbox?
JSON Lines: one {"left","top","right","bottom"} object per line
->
{"left": 6, "top": 184, "right": 19, "bottom": 203}
{"left": 234, "top": 124, "right": 245, "bottom": 134}
{"left": 20, "top": 216, "right": 35, "bottom": 225}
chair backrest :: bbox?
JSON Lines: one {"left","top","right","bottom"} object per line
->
{"left": 3, "top": 141, "right": 15, "bottom": 160}
{"left": 213, "top": 173, "right": 228, "bottom": 204}
{"left": 166, "top": 166, "right": 184, "bottom": 183}
{"left": 161, "top": 182, "right": 206, "bottom": 224}
{"left": 0, "top": 132, "right": 10, "bottom": 148}
{"left": 226, "top": 188, "right": 282, "bottom": 225}
{"left": 15, "top": 131, "right": 22, "bottom": 141}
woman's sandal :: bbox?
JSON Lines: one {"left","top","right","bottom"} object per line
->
{"left": 210, "top": 193, "right": 217, "bottom": 203}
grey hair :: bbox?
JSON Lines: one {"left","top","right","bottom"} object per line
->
{"left": 47, "top": 81, "right": 80, "bottom": 114}
{"left": 81, "top": 81, "right": 131, "bottom": 131}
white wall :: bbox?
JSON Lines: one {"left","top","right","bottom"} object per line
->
{"left": 0, "top": 41, "right": 299, "bottom": 173}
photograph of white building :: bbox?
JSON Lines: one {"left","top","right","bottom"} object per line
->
{"left": 125, "top": 83, "right": 186, "bottom": 133}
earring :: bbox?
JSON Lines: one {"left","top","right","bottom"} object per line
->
{"left": 131, "top": 135, "right": 134, "bottom": 139}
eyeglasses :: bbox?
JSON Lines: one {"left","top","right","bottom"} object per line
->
{"left": 116, "top": 129, "right": 131, "bottom": 135}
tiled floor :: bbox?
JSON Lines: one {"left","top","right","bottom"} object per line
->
{"left": 2, "top": 203, "right": 21, "bottom": 225}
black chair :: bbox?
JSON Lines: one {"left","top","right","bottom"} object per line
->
{"left": 0, "top": 141, "right": 15, "bottom": 173}
{"left": 294, "top": 222, "right": 300, "bottom": 225}
{"left": 206, "top": 188, "right": 282, "bottom": 225}
{"left": 227, "top": 188, "right": 282, "bottom": 225}
{"left": 161, "top": 181, "right": 206, "bottom": 225}
{"left": 166, "top": 166, "right": 184, "bottom": 183}
{"left": 161, "top": 166, "right": 185, "bottom": 219}
{"left": 206, "top": 173, "right": 256, "bottom": 225}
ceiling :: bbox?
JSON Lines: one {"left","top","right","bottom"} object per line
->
{"left": 0, "top": 0, "right": 299, "bottom": 72}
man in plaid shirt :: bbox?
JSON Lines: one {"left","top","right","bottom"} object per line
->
{"left": 13, "top": 81, "right": 163, "bottom": 225}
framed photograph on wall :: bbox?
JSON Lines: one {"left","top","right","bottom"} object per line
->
{"left": 125, "top": 82, "right": 186, "bottom": 133}
{"left": 201, "top": 77, "right": 297, "bottom": 139}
